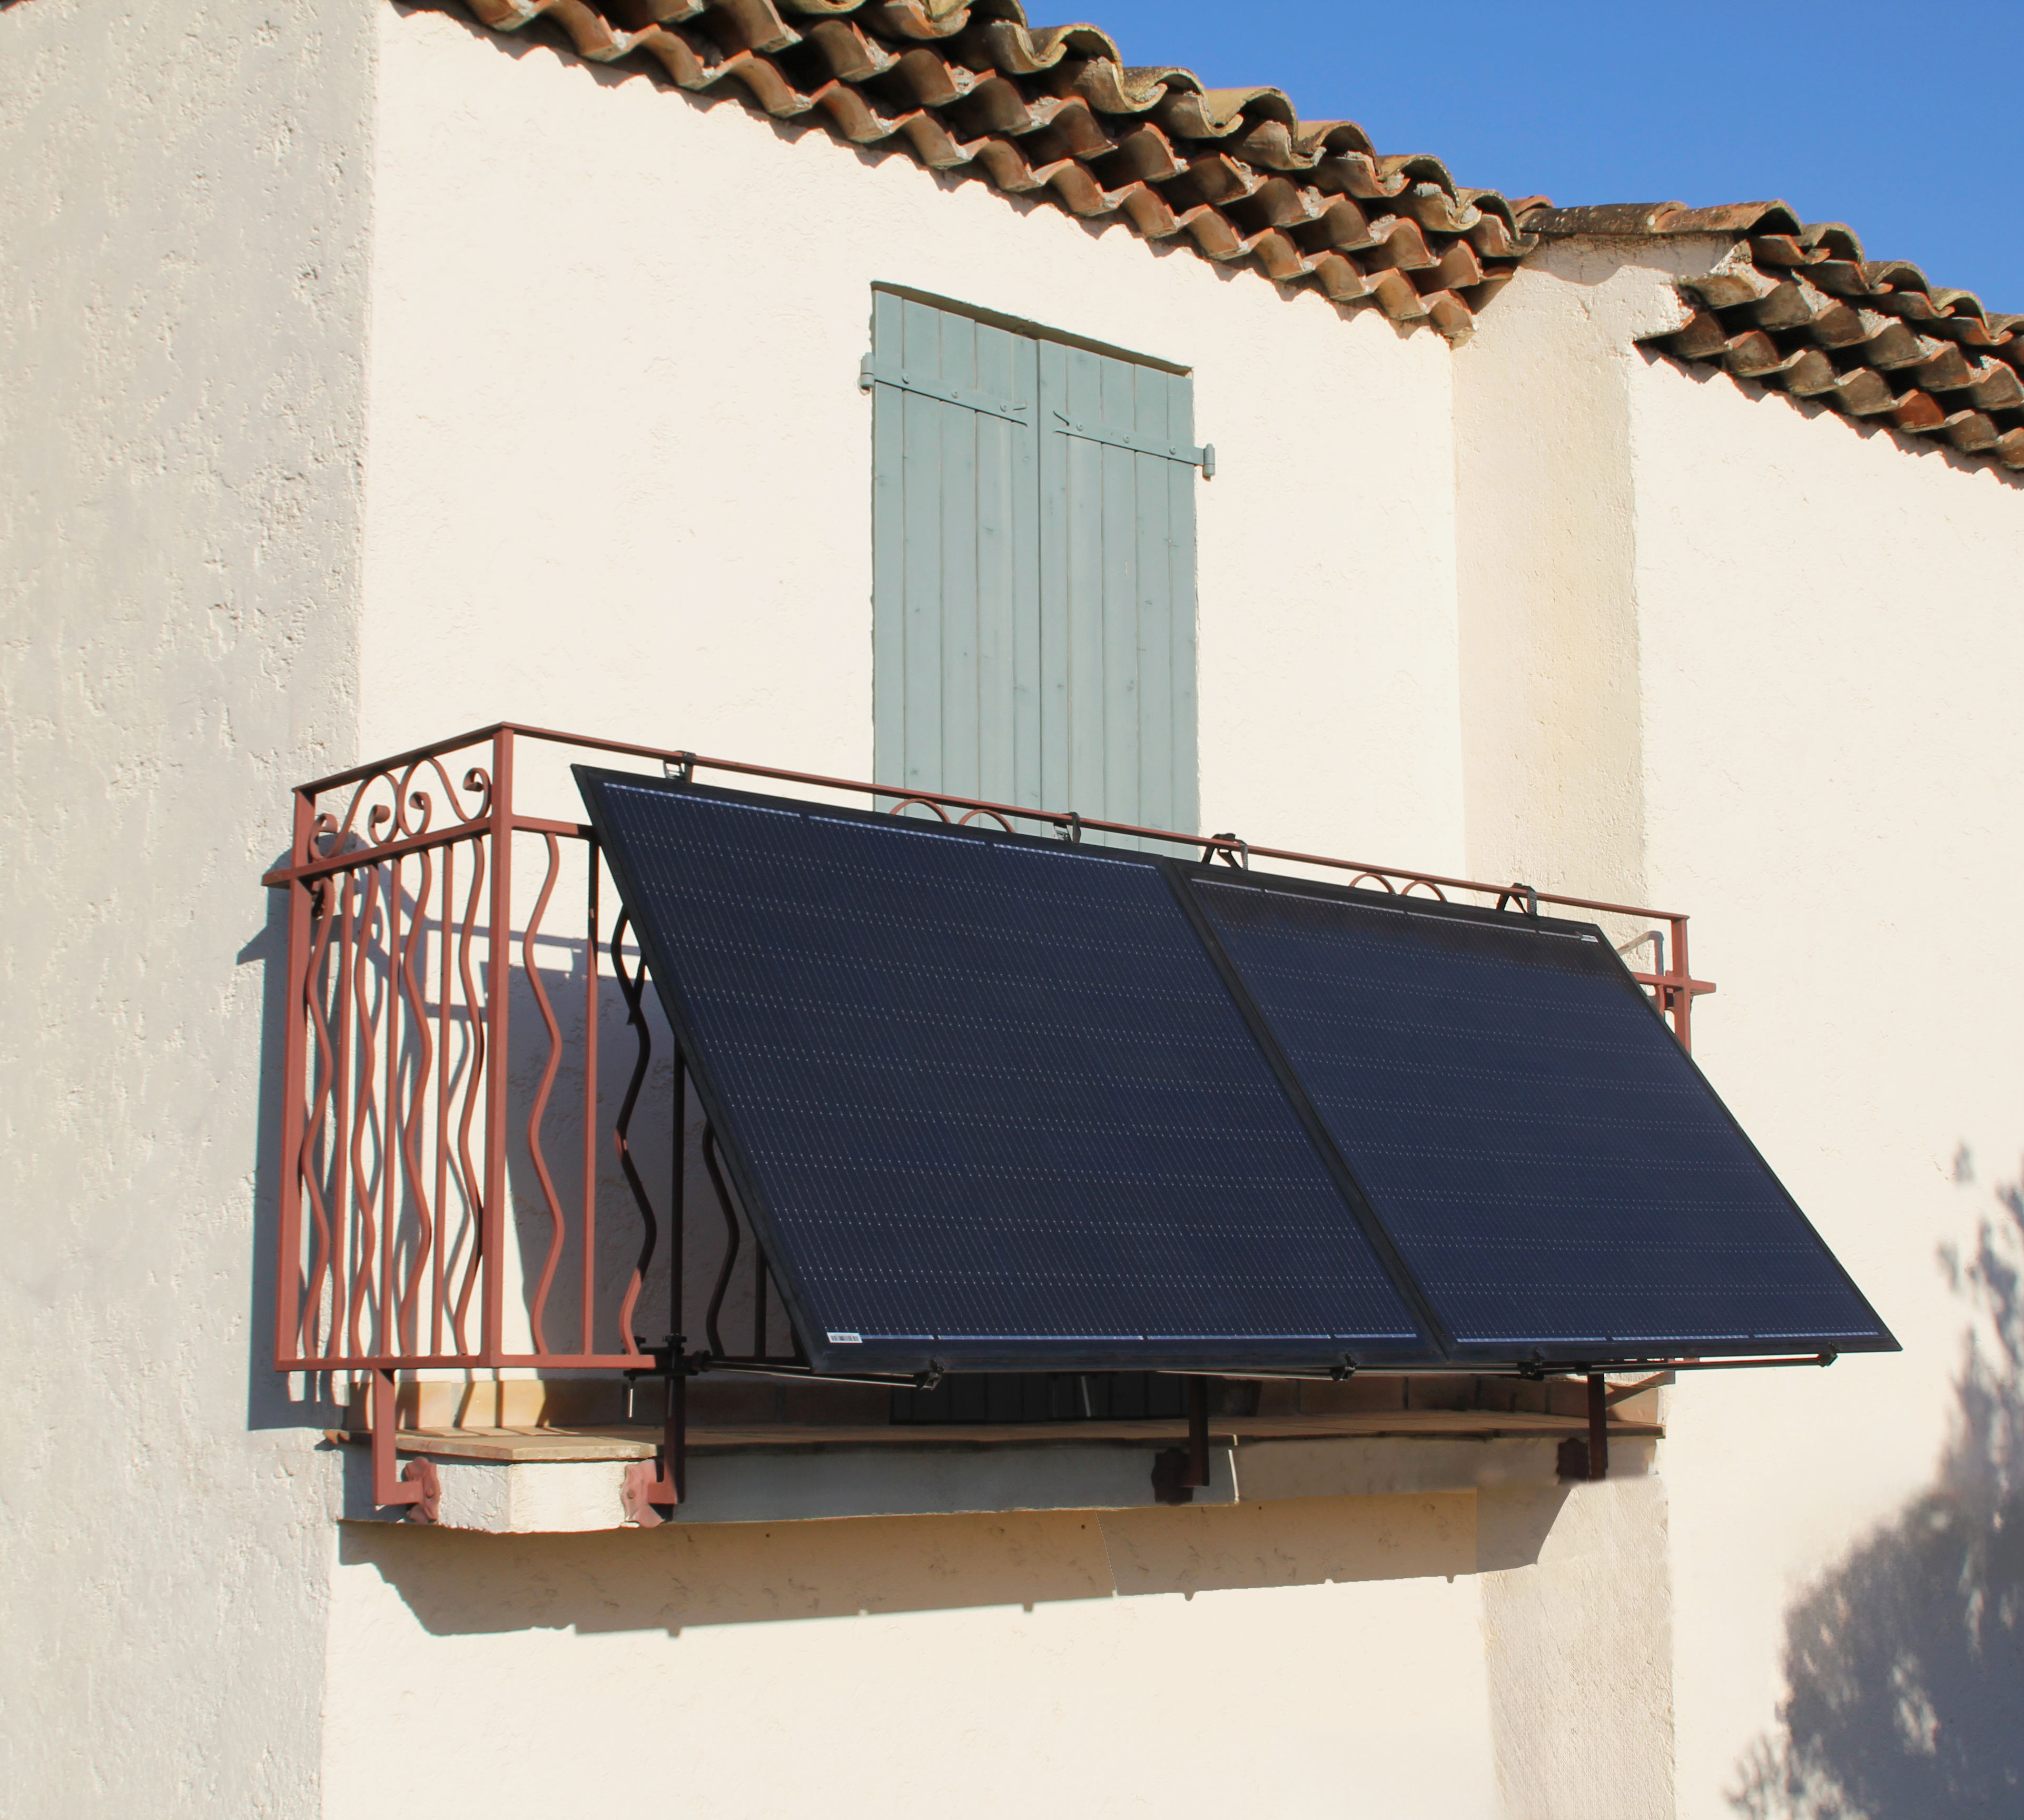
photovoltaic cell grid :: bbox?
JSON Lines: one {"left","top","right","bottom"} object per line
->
{"left": 578, "top": 774, "right": 1426, "bottom": 1373}
{"left": 1191, "top": 878, "right": 1892, "bottom": 1357}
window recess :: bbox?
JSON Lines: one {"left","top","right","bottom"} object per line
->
{"left": 866, "top": 288, "right": 1203, "bottom": 845}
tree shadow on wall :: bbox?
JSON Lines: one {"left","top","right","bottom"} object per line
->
{"left": 1730, "top": 1176, "right": 2024, "bottom": 1817}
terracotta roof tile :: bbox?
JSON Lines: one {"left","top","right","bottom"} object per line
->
{"left": 453, "top": 0, "right": 1534, "bottom": 341}
{"left": 1527, "top": 202, "right": 2024, "bottom": 472}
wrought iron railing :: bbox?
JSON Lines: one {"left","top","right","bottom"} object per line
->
{"left": 262, "top": 721, "right": 1714, "bottom": 1516}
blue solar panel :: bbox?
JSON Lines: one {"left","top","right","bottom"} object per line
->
{"left": 576, "top": 772, "right": 1431, "bottom": 1374}
{"left": 1187, "top": 874, "right": 1894, "bottom": 1361}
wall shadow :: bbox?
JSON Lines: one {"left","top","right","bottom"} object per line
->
{"left": 242, "top": 878, "right": 348, "bottom": 1432}
{"left": 1729, "top": 1181, "right": 2024, "bottom": 1816}
{"left": 339, "top": 1488, "right": 1494, "bottom": 1637}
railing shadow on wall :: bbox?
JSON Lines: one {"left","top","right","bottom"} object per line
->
{"left": 258, "top": 722, "right": 1715, "bottom": 1508}
{"left": 1729, "top": 1173, "right": 2024, "bottom": 1818}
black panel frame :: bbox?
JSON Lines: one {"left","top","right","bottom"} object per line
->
{"left": 1163, "top": 856, "right": 1898, "bottom": 1368}
{"left": 575, "top": 768, "right": 1441, "bottom": 1378}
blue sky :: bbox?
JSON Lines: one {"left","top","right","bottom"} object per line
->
{"left": 1072, "top": 1, "right": 2023, "bottom": 313}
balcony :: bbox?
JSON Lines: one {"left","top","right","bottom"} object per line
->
{"left": 264, "top": 724, "right": 1706, "bottom": 1528}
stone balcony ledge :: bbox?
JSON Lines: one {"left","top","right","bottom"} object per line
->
{"left": 330, "top": 1407, "right": 1663, "bottom": 1533}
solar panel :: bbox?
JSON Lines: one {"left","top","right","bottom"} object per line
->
{"left": 1186, "top": 872, "right": 1895, "bottom": 1362}
{"left": 576, "top": 771, "right": 1433, "bottom": 1375}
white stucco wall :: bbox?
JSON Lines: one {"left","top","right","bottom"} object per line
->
{"left": 327, "top": 1497, "right": 1500, "bottom": 1820}
{"left": 1459, "top": 237, "right": 2024, "bottom": 1818}
{"left": 1630, "top": 353, "right": 2024, "bottom": 1819}
{"left": 0, "top": 2, "right": 375, "bottom": 1814}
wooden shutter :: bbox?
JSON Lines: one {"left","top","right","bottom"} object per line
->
{"left": 1038, "top": 341, "right": 1200, "bottom": 842}
{"left": 870, "top": 294, "right": 1201, "bottom": 837}
{"left": 868, "top": 291, "right": 1042, "bottom": 807}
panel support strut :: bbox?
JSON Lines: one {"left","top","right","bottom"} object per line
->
{"left": 1586, "top": 1371, "right": 1610, "bottom": 1481}
{"left": 1151, "top": 1377, "right": 1214, "bottom": 1504}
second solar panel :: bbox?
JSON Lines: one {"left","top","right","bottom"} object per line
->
{"left": 1188, "top": 874, "right": 1893, "bottom": 1362}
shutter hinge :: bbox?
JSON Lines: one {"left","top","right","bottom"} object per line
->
{"left": 858, "top": 357, "right": 1031, "bottom": 427}
{"left": 1051, "top": 410, "right": 1213, "bottom": 475}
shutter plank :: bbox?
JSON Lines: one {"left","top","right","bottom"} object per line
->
{"left": 937, "top": 309, "right": 981, "bottom": 799}
{"left": 871, "top": 290, "right": 908, "bottom": 793}
{"left": 1166, "top": 368, "right": 1201, "bottom": 837}
{"left": 898, "top": 300, "right": 946, "bottom": 795}
{"left": 1036, "top": 337, "right": 1073, "bottom": 810}
{"left": 970, "top": 322, "right": 1036, "bottom": 807}
{"left": 1133, "top": 365, "right": 1176, "bottom": 836}
{"left": 1008, "top": 335, "right": 1043, "bottom": 810}
{"left": 1059, "top": 345, "right": 1110, "bottom": 825}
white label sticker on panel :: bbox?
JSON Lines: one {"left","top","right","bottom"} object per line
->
{"left": 827, "top": 1331, "right": 863, "bottom": 1344}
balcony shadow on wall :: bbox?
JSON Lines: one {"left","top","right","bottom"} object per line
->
{"left": 241, "top": 881, "right": 350, "bottom": 1434}
{"left": 1729, "top": 1175, "right": 2024, "bottom": 1817}
{"left": 339, "top": 1482, "right": 1564, "bottom": 1637}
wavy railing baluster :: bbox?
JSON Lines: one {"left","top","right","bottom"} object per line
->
{"left": 381, "top": 854, "right": 401, "bottom": 1356}
{"left": 609, "top": 909, "right": 656, "bottom": 1355}
{"left": 396, "top": 845, "right": 437, "bottom": 1355}
{"left": 347, "top": 864, "right": 383, "bottom": 1360}
{"left": 522, "top": 832, "right": 567, "bottom": 1354}
{"left": 448, "top": 834, "right": 489, "bottom": 1354}
{"left": 333, "top": 868, "right": 359, "bottom": 1362}
{"left": 432, "top": 842, "right": 453, "bottom": 1356}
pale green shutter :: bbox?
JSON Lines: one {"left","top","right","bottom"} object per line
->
{"left": 868, "top": 292, "right": 1041, "bottom": 807}
{"left": 871, "top": 294, "right": 1200, "bottom": 837}
{"left": 1038, "top": 341, "right": 1200, "bottom": 841}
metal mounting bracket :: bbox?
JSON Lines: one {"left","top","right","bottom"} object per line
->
{"left": 370, "top": 1369, "right": 440, "bottom": 1523}
{"left": 621, "top": 1337, "right": 688, "bottom": 1527}
{"left": 1150, "top": 1376, "right": 1213, "bottom": 1505}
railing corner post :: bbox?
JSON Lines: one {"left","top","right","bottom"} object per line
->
{"left": 274, "top": 785, "right": 317, "bottom": 1373}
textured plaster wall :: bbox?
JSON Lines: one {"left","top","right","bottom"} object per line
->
{"left": 359, "top": 1, "right": 1466, "bottom": 869}
{"left": 327, "top": 1496, "right": 1499, "bottom": 1820}
{"left": 0, "top": 2, "right": 373, "bottom": 1814}
{"left": 1628, "top": 354, "right": 2024, "bottom": 1818}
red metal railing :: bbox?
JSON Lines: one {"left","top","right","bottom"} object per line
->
{"left": 263, "top": 720, "right": 1716, "bottom": 1390}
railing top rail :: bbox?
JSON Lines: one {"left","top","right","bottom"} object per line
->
{"left": 275, "top": 721, "right": 1700, "bottom": 933}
